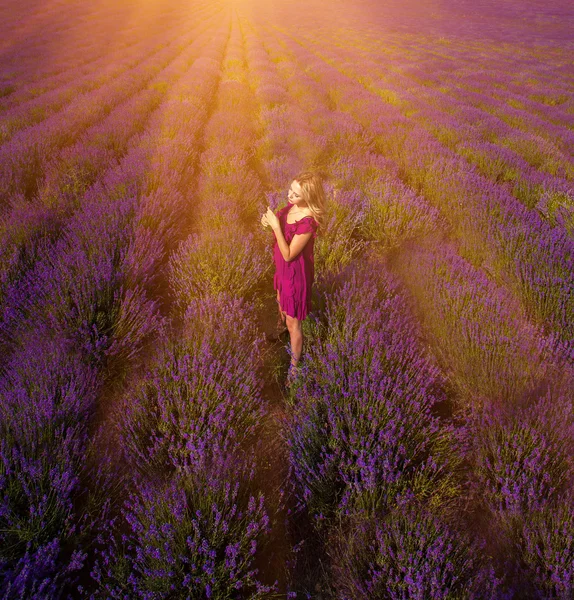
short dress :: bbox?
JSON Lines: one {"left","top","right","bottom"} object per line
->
{"left": 273, "top": 204, "right": 319, "bottom": 321}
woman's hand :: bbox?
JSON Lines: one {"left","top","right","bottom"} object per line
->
{"left": 264, "top": 207, "right": 280, "bottom": 231}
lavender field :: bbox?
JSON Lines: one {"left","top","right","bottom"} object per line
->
{"left": 0, "top": 0, "right": 573, "bottom": 597}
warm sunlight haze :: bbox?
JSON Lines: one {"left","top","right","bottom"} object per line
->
{"left": 0, "top": 0, "right": 572, "bottom": 597}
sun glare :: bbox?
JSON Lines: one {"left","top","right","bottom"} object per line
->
{"left": 0, "top": 0, "right": 572, "bottom": 595}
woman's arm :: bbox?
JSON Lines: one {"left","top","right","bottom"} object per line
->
{"left": 263, "top": 206, "right": 313, "bottom": 262}
{"left": 273, "top": 228, "right": 313, "bottom": 262}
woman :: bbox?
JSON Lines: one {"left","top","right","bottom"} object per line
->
{"left": 261, "top": 171, "right": 326, "bottom": 387}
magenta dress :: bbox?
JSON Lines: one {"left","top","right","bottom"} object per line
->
{"left": 273, "top": 204, "right": 319, "bottom": 321}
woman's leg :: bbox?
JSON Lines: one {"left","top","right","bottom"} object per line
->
{"left": 285, "top": 314, "right": 303, "bottom": 367}
{"left": 276, "top": 290, "right": 286, "bottom": 327}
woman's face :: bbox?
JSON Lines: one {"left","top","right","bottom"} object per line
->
{"left": 288, "top": 180, "right": 305, "bottom": 206}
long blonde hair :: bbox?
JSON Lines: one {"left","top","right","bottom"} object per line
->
{"left": 294, "top": 171, "right": 326, "bottom": 230}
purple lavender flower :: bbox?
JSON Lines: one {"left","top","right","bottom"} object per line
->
{"left": 519, "top": 499, "right": 574, "bottom": 600}
{"left": 119, "top": 293, "right": 266, "bottom": 477}
{"left": 461, "top": 390, "right": 574, "bottom": 528}
{"left": 91, "top": 469, "right": 275, "bottom": 598}
{"left": 0, "top": 332, "right": 118, "bottom": 596}
{"left": 331, "top": 498, "right": 502, "bottom": 600}
{"left": 286, "top": 262, "right": 457, "bottom": 521}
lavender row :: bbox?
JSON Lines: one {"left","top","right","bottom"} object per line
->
{"left": 163, "top": 16, "right": 303, "bottom": 590}
{"left": 286, "top": 234, "right": 572, "bottom": 597}
{"left": 0, "top": 188, "right": 165, "bottom": 594}
{"left": 322, "top": 40, "right": 574, "bottom": 224}
{"left": 331, "top": 27, "right": 574, "bottom": 135}
{"left": 394, "top": 239, "right": 573, "bottom": 408}
{"left": 0, "top": 0, "right": 194, "bottom": 91}
{"left": 0, "top": 2, "right": 217, "bottom": 145}
{"left": 0, "top": 4, "right": 217, "bottom": 205}
{"left": 250, "top": 16, "right": 574, "bottom": 595}
{"left": 457, "top": 389, "right": 574, "bottom": 599}
{"left": 0, "top": 15, "right": 221, "bottom": 352}
{"left": 267, "top": 26, "right": 573, "bottom": 344}
{"left": 0, "top": 24, "right": 229, "bottom": 360}
{"left": 0, "top": 2, "right": 133, "bottom": 97}
{"left": 92, "top": 16, "right": 278, "bottom": 595}
{"left": 0, "top": 326, "right": 118, "bottom": 597}
{"left": 169, "top": 20, "right": 272, "bottom": 311}
{"left": 94, "top": 295, "right": 273, "bottom": 597}
{"left": 34, "top": 13, "right": 219, "bottom": 216}
{"left": 0, "top": 0, "right": 109, "bottom": 81}
{"left": 310, "top": 35, "right": 574, "bottom": 222}
{"left": 289, "top": 26, "right": 573, "bottom": 202}
{"left": 111, "top": 51, "right": 229, "bottom": 304}
{"left": 0, "top": 21, "right": 231, "bottom": 594}
{"left": 282, "top": 260, "right": 500, "bottom": 597}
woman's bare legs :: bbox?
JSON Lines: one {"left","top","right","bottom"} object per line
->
{"left": 276, "top": 291, "right": 303, "bottom": 375}
{"left": 285, "top": 314, "right": 303, "bottom": 368}
{"left": 276, "top": 290, "right": 287, "bottom": 329}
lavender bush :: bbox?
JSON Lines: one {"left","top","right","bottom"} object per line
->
{"left": 359, "top": 175, "right": 443, "bottom": 250}
{"left": 286, "top": 262, "right": 459, "bottom": 522}
{"left": 396, "top": 242, "right": 547, "bottom": 406}
{"left": 312, "top": 188, "right": 367, "bottom": 286}
{"left": 1, "top": 191, "right": 164, "bottom": 372}
{"left": 169, "top": 230, "right": 271, "bottom": 309}
{"left": 518, "top": 500, "right": 574, "bottom": 600}
{"left": 330, "top": 496, "right": 502, "bottom": 600}
{"left": 119, "top": 293, "right": 266, "bottom": 477}
{"left": 460, "top": 389, "right": 574, "bottom": 535}
{"left": 0, "top": 333, "right": 118, "bottom": 597}
{"left": 90, "top": 466, "right": 275, "bottom": 599}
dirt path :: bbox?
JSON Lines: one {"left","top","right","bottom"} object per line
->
{"left": 251, "top": 291, "right": 292, "bottom": 594}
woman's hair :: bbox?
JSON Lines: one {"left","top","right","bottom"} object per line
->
{"left": 294, "top": 171, "right": 326, "bottom": 229}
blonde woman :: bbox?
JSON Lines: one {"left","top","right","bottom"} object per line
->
{"left": 261, "top": 171, "right": 326, "bottom": 387}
